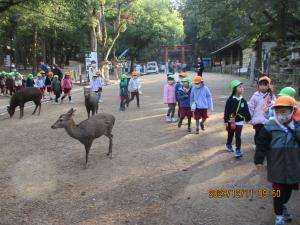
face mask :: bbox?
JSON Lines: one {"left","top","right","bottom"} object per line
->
{"left": 195, "top": 84, "right": 202, "bottom": 88}
{"left": 277, "top": 113, "right": 293, "bottom": 124}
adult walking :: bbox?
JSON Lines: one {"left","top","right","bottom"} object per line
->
{"left": 195, "top": 57, "right": 204, "bottom": 77}
{"left": 52, "top": 64, "right": 63, "bottom": 81}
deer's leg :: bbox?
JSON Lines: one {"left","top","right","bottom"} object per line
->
{"left": 37, "top": 102, "right": 41, "bottom": 115}
{"left": 106, "top": 133, "right": 113, "bottom": 159}
{"left": 19, "top": 105, "right": 24, "bottom": 119}
{"left": 84, "top": 142, "right": 92, "bottom": 168}
{"left": 32, "top": 102, "right": 38, "bottom": 115}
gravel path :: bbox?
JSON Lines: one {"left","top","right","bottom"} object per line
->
{"left": 0, "top": 72, "right": 299, "bottom": 225}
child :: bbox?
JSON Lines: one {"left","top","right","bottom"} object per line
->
{"left": 177, "top": 77, "right": 192, "bottom": 131}
{"left": 51, "top": 75, "right": 61, "bottom": 104}
{"left": 96, "top": 70, "right": 105, "bottom": 102}
{"left": 90, "top": 74, "right": 102, "bottom": 100}
{"left": 224, "top": 80, "right": 251, "bottom": 157}
{"left": 249, "top": 76, "right": 275, "bottom": 146}
{"left": 127, "top": 71, "right": 141, "bottom": 108}
{"left": 45, "top": 72, "right": 53, "bottom": 100}
{"left": 163, "top": 75, "right": 177, "bottom": 122}
{"left": 14, "top": 73, "right": 23, "bottom": 92}
{"left": 0, "top": 72, "right": 6, "bottom": 96}
{"left": 176, "top": 72, "right": 188, "bottom": 118}
{"left": 119, "top": 74, "right": 129, "bottom": 111}
{"left": 34, "top": 74, "right": 45, "bottom": 97}
{"left": 190, "top": 76, "right": 213, "bottom": 134}
{"left": 61, "top": 72, "right": 73, "bottom": 103}
{"left": 255, "top": 96, "right": 300, "bottom": 225}
{"left": 264, "top": 87, "right": 300, "bottom": 120}
{"left": 26, "top": 74, "right": 35, "bottom": 87}
{"left": 5, "top": 72, "right": 15, "bottom": 96}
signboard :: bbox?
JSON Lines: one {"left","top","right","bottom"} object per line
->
{"left": 85, "top": 51, "right": 98, "bottom": 71}
{"left": 4, "top": 55, "right": 11, "bottom": 67}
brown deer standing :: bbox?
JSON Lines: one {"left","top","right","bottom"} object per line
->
{"left": 51, "top": 108, "right": 115, "bottom": 168}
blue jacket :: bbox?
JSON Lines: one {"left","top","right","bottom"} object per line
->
{"left": 175, "top": 82, "right": 182, "bottom": 101}
{"left": 177, "top": 87, "right": 191, "bottom": 107}
{"left": 190, "top": 85, "right": 213, "bottom": 110}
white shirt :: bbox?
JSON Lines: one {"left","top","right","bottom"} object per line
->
{"left": 128, "top": 78, "right": 141, "bottom": 92}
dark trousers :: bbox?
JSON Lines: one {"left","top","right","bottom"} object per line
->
{"left": 197, "top": 69, "right": 203, "bottom": 76}
{"left": 167, "top": 103, "right": 176, "bottom": 118}
{"left": 54, "top": 91, "right": 61, "bottom": 102}
{"left": 226, "top": 125, "right": 243, "bottom": 149}
{"left": 253, "top": 124, "right": 264, "bottom": 144}
{"left": 120, "top": 96, "right": 128, "bottom": 110}
{"left": 273, "top": 187, "right": 292, "bottom": 215}
{"left": 127, "top": 91, "right": 140, "bottom": 107}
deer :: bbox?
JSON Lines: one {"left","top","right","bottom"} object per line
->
{"left": 7, "top": 87, "right": 42, "bottom": 119}
{"left": 51, "top": 108, "right": 115, "bottom": 168}
{"left": 84, "top": 91, "right": 99, "bottom": 118}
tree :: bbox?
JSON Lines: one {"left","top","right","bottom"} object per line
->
{"left": 117, "top": 0, "right": 184, "bottom": 64}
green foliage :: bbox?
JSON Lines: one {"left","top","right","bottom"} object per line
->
{"left": 117, "top": 0, "right": 184, "bottom": 61}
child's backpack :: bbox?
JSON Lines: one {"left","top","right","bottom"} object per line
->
{"left": 63, "top": 78, "right": 72, "bottom": 89}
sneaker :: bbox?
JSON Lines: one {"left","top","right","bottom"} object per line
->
{"left": 200, "top": 122, "right": 205, "bottom": 130}
{"left": 235, "top": 148, "right": 242, "bottom": 158}
{"left": 196, "top": 129, "right": 199, "bottom": 134}
{"left": 275, "top": 215, "right": 285, "bottom": 225}
{"left": 165, "top": 116, "right": 171, "bottom": 122}
{"left": 171, "top": 118, "right": 178, "bottom": 123}
{"left": 99, "top": 99, "right": 103, "bottom": 103}
{"left": 187, "top": 127, "right": 191, "bottom": 132}
{"left": 283, "top": 205, "right": 292, "bottom": 221}
{"left": 252, "top": 144, "right": 256, "bottom": 151}
{"left": 69, "top": 101, "right": 74, "bottom": 104}
{"left": 226, "top": 144, "right": 234, "bottom": 152}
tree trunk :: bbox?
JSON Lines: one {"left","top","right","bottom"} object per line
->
{"left": 41, "top": 35, "right": 46, "bottom": 63}
{"left": 32, "top": 27, "right": 38, "bottom": 74}
{"left": 276, "top": 0, "right": 288, "bottom": 44}
{"left": 91, "top": 27, "right": 97, "bottom": 52}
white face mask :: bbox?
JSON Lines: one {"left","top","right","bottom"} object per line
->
{"left": 195, "top": 84, "right": 202, "bottom": 88}
{"left": 277, "top": 112, "right": 293, "bottom": 124}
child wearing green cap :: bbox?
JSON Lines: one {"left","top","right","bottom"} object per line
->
{"left": 5, "top": 72, "right": 14, "bottom": 96}
{"left": 119, "top": 74, "right": 129, "bottom": 111}
{"left": 224, "top": 80, "right": 251, "bottom": 158}
{"left": 163, "top": 75, "right": 177, "bottom": 122}
{"left": 264, "top": 87, "right": 300, "bottom": 121}
{"left": 26, "top": 74, "right": 35, "bottom": 87}
{"left": 0, "top": 72, "right": 5, "bottom": 96}
{"left": 51, "top": 75, "right": 61, "bottom": 104}
{"left": 177, "top": 77, "right": 192, "bottom": 132}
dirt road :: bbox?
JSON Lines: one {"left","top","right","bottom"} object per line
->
{"left": 0, "top": 72, "right": 299, "bottom": 225}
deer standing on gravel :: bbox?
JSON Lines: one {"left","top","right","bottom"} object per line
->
{"left": 51, "top": 108, "right": 115, "bottom": 168}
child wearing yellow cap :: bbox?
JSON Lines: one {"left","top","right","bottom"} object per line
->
{"left": 255, "top": 96, "right": 300, "bottom": 225}
{"left": 190, "top": 76, "right": 213, "bottom": 134}
{"left": 249, "top": 76, "right": 276, "bottom": 148}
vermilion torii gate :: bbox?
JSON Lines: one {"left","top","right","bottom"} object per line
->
{"left": 161, "top": 44, "right": 192, "bottom": 65}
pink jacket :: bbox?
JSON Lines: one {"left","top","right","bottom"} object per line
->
{"left": 248, "top": 91, "right": 276, "bottom": 125}
{"left": 163, "top": 83, "right": 176, "bottom": 104}
{"left": 61, "top": 78, "right": 73, "bottom": 90}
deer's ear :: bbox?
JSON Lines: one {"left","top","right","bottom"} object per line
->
{"left": 66, "top": 108, "right": 74, "bottom": 114}
{"left": 67, "top": 108, "right": 76, "bottom": 116}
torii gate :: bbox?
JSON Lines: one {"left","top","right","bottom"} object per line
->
{"left": 161, "top": 44, "right": 192, "bottom": 66}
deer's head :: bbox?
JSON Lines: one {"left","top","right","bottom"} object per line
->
{"left": 51, "top": 108, "right": 76, "bottom": 129}
{"left": 7, "top": 106, "right": 15, "bottom": 117}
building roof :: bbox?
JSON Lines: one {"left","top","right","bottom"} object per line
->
{"left": 210, "top": 37, "right": 242, "bottom": 55}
